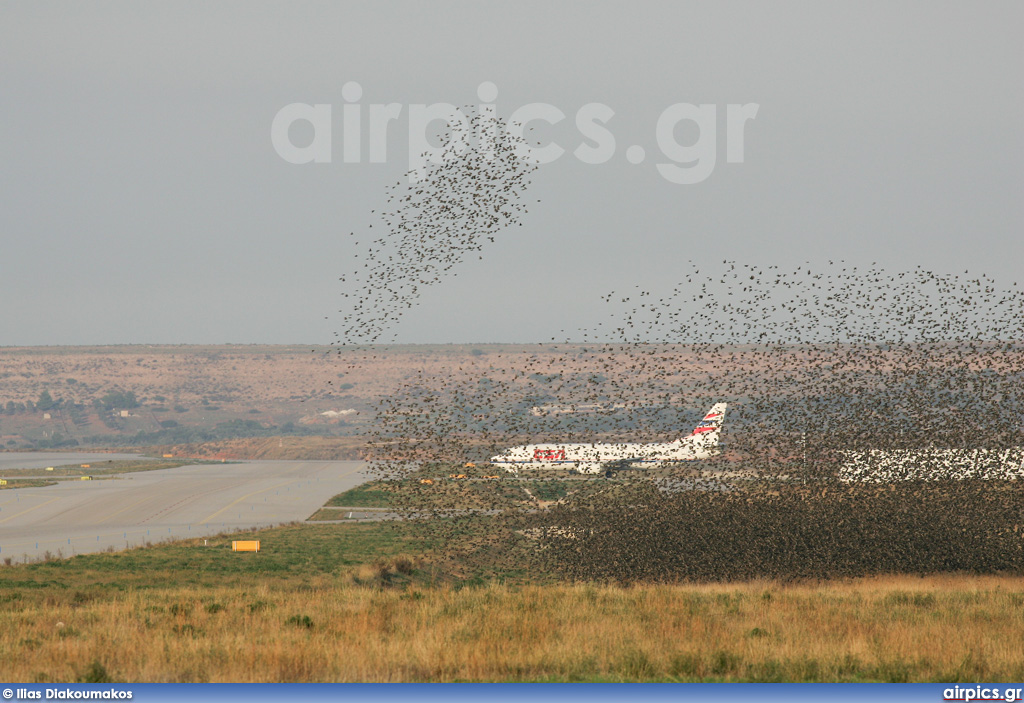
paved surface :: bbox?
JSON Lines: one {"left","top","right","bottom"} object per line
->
{"left": 0, "top": 456, "right": 368, "bottom": 561}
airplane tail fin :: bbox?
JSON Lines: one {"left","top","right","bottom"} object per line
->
{"left": 682, "top": 402, "right": 727, "bottom": 443}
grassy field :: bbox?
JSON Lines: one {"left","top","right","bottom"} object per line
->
{"left": 325, "top": 482, "right": 398, "bottom": 508}
{"left": 323, "top": 473, "right": 611, "bottom": 512}
{"left": 0, "top": 459, "right": 206, "bottom": 478}
{"left": 0, "top": 478, "right": 56, "bottom": 490}
{"left": 3, "top": 464, "right": 1023, "bottom": 681}
{"left": 0, "top": 521, "right": 431, "bottom": 589}
{"left": 138, "top": 436, "right": 367, "bottom": 461}
{"left": 1, "top": 529, "right": 1022, "bottom": 682}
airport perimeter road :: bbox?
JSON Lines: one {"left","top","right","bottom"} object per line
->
{"left": 0, "top": 459, "right": 368, "bottom": 561}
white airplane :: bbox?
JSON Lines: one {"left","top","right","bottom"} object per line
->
{"left": 490, "top": 403, "right": 727, "bottom": 477}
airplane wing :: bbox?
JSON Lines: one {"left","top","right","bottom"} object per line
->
{"left": 574, "top": 458, "right": 641, "bottom": 477}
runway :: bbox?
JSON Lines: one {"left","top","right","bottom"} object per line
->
{"left": 0, "top": 454, "right": 368, "bottom": 561}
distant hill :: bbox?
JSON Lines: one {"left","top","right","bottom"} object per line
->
{"left": 0, "top": 343, "right": 598, "bottom": 452}
{"left": 5, "top": 343, "right": 1018, "bottom": 459}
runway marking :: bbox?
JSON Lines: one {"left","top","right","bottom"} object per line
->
{"left": 97, "top": 488, "right": 172, "bottom": 525}
{"left": 139, "top": 490, "right": 220, "bottom": 525}
{"left": 97, "top": 480, "right": 225, "bottom": 525}
{"left": 198, "top": 481, "right": 296, "bottom": 524}
{"left": 0, "top": 497, "right": 62, "bottom": 525}
{"left": 198, "top": 462, "right": 365, "bottom": 524}
{"left": 96, "top": 463, "right": 309, "bottom": 525}
{"left": 95, "top": 461, "right": 316, "bottom": 524}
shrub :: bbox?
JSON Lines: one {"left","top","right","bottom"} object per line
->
{"left": 286, "top": 615, "right": 314, "bottom": 629}
{"left": 77, "top": 661, "right": 113, "bottom": 683}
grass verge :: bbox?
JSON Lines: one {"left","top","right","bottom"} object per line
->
{"left": 0, "top": 479, "right": 57, "bottom": 490}
{"left": 325, "top": 481, "right": 397, "bottom": 508}
{"left": 0, "top": 459, "right": 213, "bottom": 478}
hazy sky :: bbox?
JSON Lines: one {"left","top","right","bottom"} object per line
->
{"left": 2, "top": 1, "right": 1021, "bottom": 345}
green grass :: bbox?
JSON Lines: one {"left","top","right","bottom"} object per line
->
{"left": 0, "top": 511, "right": 538, "bottom": 601}
{"left": 307, "top": 507, "right": 350, "bottom": 521}
{"left": 0, "top": 459, "right": 209, "bottom": 478}
{"left": 531, "top": 480, "right": 571, "bottom": 502}
{"left": 0, "top": 479, "right": 56, "bottom": 490}
{"left": 325, "top": 481, "right": 397, "bottom": 507}
{"left": 307, "top": 507, "right": 389, "bottom": 521}
{"left": 323, "top": 475, "right": 610, "bottom": 514}
{"left": 0, "top": 521, "right": 434, "bottom": 595}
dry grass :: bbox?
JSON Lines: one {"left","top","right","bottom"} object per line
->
{"left": 2, "top": 574, "right": 1023, "bottom": 682}
{"left": 0, "top": 478, "right": 56, "bottom": 490}
{"left": 148, "top": 436, "right": 367, "bottom": 461}
{"left": 0, "top": 459, "right": 198, "bottom": 478}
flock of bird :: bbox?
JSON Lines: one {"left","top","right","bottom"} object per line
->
{"left": 362, "top": 261, "right": 1024, "bottom": 469}
{"left": 332, "top": 109, "right": 536, "bottom": 348}
{"left": 535, "top": 479, "right": 1024, "bottom": 582}
{"left": 330, "top": 120, "right": 1024, "bottom": 581}
{"left": 838, "top": 447, "right": 1024, "bottom": 482}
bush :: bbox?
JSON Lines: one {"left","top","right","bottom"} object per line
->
{"left": 97, "top": 390, "right": 138, "bottom": 410}
{"left": 36, "top": 391, "right": 56, "bottom": 411}
{"left": 286, "top": 614, "right": 314, "bottom": 629}
{"left": 77, "top": 661, "right": 113, "bottom": 683}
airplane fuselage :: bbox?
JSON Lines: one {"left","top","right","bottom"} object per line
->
{"left": 493, "top": 441, "right": 716, "bottom": 468}
{"left": 490, "top": 403, "right": 727, "bottom": 475}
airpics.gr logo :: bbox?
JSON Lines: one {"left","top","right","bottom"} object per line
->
{"left": 271, "top": 81, "right": 759, "bottom": 184}
{"left": 944, "top": 686, "right": 1024, "bottom": 702}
